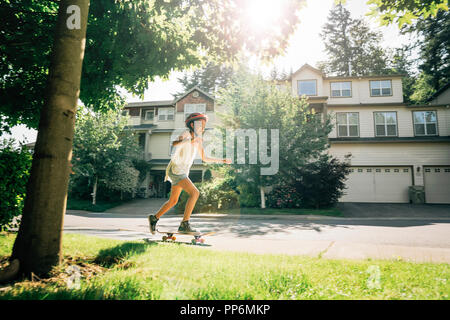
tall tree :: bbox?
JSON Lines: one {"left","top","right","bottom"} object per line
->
{"left": 388, "top": 46, "right": 418, "bottom": 103}
{"left": 216, "top": 66, "right": 333, "bottom": 208}
{"left": 2, "top": 0, "right": 305, "bottom": 277}
{"left": 11, "top": 0, "right": 90, "bottom": 276}
{"left": 70, "top": 106, "right": 145, "bottom": 205}
{"left": 0, "top": 0, "right": 305, "bottom": 132}
{"left": 318, "top": 3, "right": 390, "bottom": 76}
{"left": 174, "top": 61, "right": 236, "bottom": 98}
{"left": 406, "top": 9, "right": 450, "bottom": 95}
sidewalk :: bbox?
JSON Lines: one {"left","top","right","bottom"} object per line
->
{"left": 71, "top": 198, "right": 450, "bottom": 219}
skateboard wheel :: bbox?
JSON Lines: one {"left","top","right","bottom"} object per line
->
{"left": 200, "top": 238, "right": 205, "bottom": 244}
{"left": 172, "top": 236, "right": 176, "bottom": 241}
{"left": 191, "top": 239, "right": 196, "bottom": 245}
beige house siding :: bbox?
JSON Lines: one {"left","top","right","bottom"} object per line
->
{"left": 325, "top": 78, "right": 403, "bottom": 105}
{"left": 291, "top": 68, "right": 324, "bottom": 97}
{"left": 429, "top": 87, "right": 450, "bottom": 105}
{"left": 148, "top": 132, "right": 171, "bottom": 159}
{"left": 327, "top": 106, "right": 450, "bottom": 138}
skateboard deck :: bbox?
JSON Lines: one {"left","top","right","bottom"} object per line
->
{"left": 156, "top": 229, "right": 215, "bottom": 245}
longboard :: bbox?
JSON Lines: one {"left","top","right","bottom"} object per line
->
{"left": 156, "top": 229, "right": 215, "bottom": 245}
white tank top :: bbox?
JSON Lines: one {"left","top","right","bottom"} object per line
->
{"left": 165, "top": 134, "right": 197, "bottom": 181}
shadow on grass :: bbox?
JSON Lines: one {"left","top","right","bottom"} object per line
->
{"left": 94, "top": 241, "right": 157, "bottom": 268}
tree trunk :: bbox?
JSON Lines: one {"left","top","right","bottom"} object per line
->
{"left": 260, "top": 186, "right": 266, "bottom": 209}
{"left": 92, "top": 176, "right": 97, "bottom": 205}
{"left": 11, "top": 0, "right": 90, "bottom": 277}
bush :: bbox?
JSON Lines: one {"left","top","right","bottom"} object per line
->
{"left": 294, "top": 155, "right": 350, "bottom": 208}
{"left": 236, "top": 183, "right": 260, "bottom": 207}
{"left": 175, "top": 178, "right": 240, "bottom": 213}
{"left": 266, "top": 185, "right": 303, "bottom": 209}
{"left": 267, "top": 155, "right": 350, "bottom": 209}
{"left": 0, "top": 138, "right": 33, "bottom": 231}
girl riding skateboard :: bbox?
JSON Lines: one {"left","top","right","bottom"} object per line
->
{"left": 148, "top": 112, "right": 231, "bottom": 234}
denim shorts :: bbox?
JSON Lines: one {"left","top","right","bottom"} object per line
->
{"left": 168, "top": 166, "right": 188, "bottom": 186}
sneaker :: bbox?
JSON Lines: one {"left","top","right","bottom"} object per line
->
{"left": 178, "top": 220, "right": 197, "bottom": 233}
{"left": 148, "top": 215, "right": 158, "bottom": 234}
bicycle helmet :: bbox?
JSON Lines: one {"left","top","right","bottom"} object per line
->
{"left": 185, "top": 112, "right": 208, "bottom": 132}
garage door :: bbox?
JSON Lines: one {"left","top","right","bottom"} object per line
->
{"left": 424, "top": 167, "right": 450, "bottom": 204}
{"left": 340, "top": 167, "right": 412, "bottom": 203}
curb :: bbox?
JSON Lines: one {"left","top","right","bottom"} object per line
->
{"left": 66, "top": 210, "right": 450, "bottom": 221}
{"left": 191, "top": 214, "right": 450, "bottom": 221}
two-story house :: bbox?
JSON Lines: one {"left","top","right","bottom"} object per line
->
{"left": 123, "top": 86, "right": 220, "bottom": 198}
{"left": 288, "top": 63, "right": 450, "bottom": 204}
{"left": 124, "top": 64, "right": 450, "bottom": 204}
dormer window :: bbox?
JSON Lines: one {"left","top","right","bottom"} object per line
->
{"left": 370, "top": 80, "right": 392, "bottom": 96}
{"left": 297, "top": 80, "right": 317, "bottom": 96}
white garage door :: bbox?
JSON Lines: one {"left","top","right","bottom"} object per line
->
{"left": 340, "top": 167, "right": 412, "bottom": 203}
{"left": 424, "top": 167, "right": 450, "bottom": 204}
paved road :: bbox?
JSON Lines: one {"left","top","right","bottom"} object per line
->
{"left": 64, "top": 210, "right": 450, "bottom": 263}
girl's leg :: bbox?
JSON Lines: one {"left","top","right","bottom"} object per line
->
{"left": 154, "top": 184, "right": 183, "bottom": 219}
{"left": 176, "top": 177, "right": 200, "bottom": 222}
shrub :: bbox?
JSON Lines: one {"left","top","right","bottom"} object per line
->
{"left": 236, "top": 183, "right": 260, "bottom": 207}
{"left": 0, "top": 138, "right": 33, "bottom": 231}
{"left": 293, "top": 155, "right": 350, "bottom": 208}
{"left": 266, "top": 185, "right": 303, "bottom": 209}
{"left": 267, "top": 155, "right": 350, "bottom": 209}
{"left": 175, "top": 178, "right": 240, "bottom": 213}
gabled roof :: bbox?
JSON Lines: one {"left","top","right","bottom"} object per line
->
{"left": 289, "top": 63, "right": 324, "bottom": 79}
{"left": 174, "top": 85, "right": 215, "bottom": 103}
{"left": 124, "top": 86, "right": 214, "bottom": 108}
{"left": 126, "top": 100, "right": 174, "bottom": 108}
{"left": 427, "top": 82, "right": 450, "bottom": 103}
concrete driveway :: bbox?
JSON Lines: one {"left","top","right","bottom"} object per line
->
{"left": 64, "top": 200, "right": 450, "bottom": 264}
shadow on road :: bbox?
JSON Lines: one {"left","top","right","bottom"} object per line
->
{"left": 186, "top": 217, "right": 450, "bottom": 239}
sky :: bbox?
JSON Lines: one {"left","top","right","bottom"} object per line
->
{"left": 2, "top": 0, "right": 413, "bottom": 146}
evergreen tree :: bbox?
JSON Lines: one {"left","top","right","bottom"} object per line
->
{"left": 318, "top": 3, "right": 390, "bottom": 76}
{"left": 405, "top": 9, "right": 450, "bottom": 96}
{"left": 174, "top": 61, "right": 236, "bottom": 98}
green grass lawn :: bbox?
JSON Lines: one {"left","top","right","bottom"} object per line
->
{"left": 0, "top": 233, "right": 448, "bottom": 300}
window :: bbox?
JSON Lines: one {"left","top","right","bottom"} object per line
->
{"left": 331, "top": 82, "right": 351, "bottom": 97}
{"left": 370, "top": 80, "right": 392, "bottom": 96}
{"left": 337, "top": 112, "right": 359, "bottom": 137}
{"left": 184, "top": 103, "right": 206, "bottom": 119}
{"left": 375, "top": 112, "right": 397, "bottom": 136}
{"left": 158, "top": 108, "right": 174, "bottom": 121}
{"left": 413, "top": 111, "right": 437, "bottom": 136}
{"left": 144, "top": 110, "right": 154, "bottom": 121}
{"left": 297, "top": 80, "right": 317, "bottom": 96}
